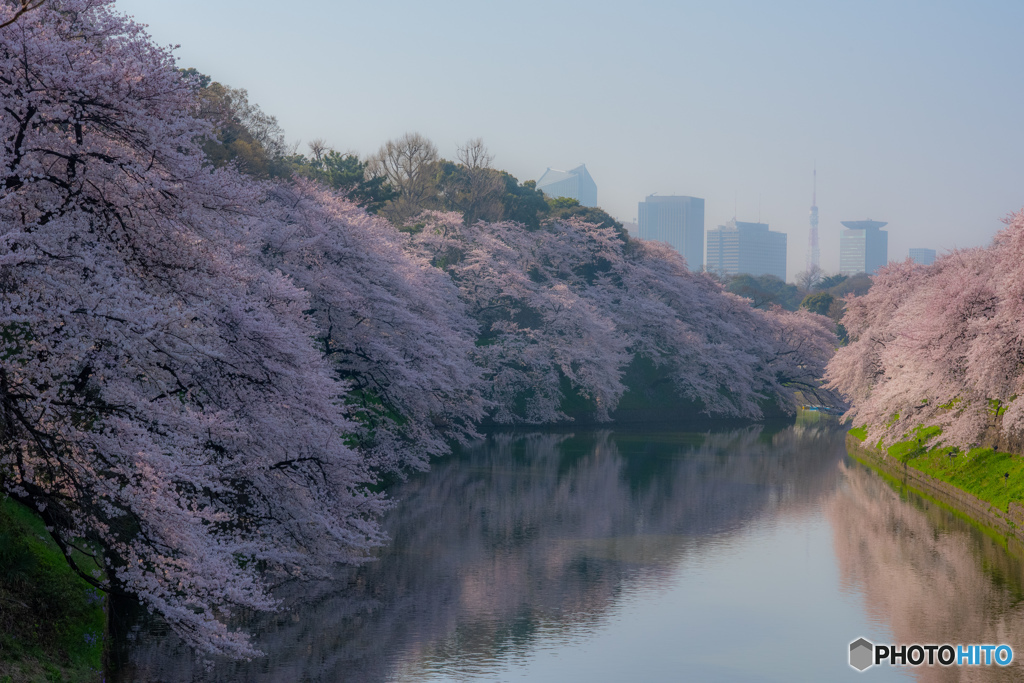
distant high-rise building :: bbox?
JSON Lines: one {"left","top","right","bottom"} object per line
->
{"left": 706, "top": 219, "right": 787, "bottom": 281}
{"left": 839, "top": 220, "right": 888, "bottom": 275}
{"left": 807, "top": 166, "right": 820, "bottom": 270}
{"left": 637, "top": 195, "right": 705, "bottom": 270}
{"left": 536, "top": 164, "right": 597, "bottom": 207}
{"left": 909, "top": 248, "right": 936, "bottom": 266}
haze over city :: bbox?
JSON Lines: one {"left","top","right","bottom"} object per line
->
{"left": 116, "top": 0, "right": 1024, "bottom": 279}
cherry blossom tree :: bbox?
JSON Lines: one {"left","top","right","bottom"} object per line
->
{"left": 251, "top": 182, "right": 487, "bottom": 473}
{"left": 0, "top": 0, "right": 387, "bottom": 657}
{"left": 409, "top": 213, "right": 837, "bottom": 423}
{"left": 410, "top": 213, "right": 632, "bottom": 422}
{"left": 827, "top": 213, "right": 1024, "bottom": 450}
{"left": 0, "top": 0, "right": 841, "bottom": 661}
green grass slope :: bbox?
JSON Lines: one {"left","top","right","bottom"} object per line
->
{"left": 0, "top": 497, "right": 105, "bottom": 683}
{"left": 850, "top": 425, "right": 1024, "bottom": 514}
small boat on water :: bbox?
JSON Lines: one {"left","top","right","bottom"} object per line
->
{"left": 801, "top": 404, "right": 842, "bottom": 414}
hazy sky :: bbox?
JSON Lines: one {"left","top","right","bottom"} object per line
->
{"left": 117, "top": 0, "right": 1024, "bottom": 279}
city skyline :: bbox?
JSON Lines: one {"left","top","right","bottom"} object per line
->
{"left": 627, "top": 179, "right": 953, "bottom": 279}
{"left": 117, "top": 0, "right": 1024, "bottom": 280}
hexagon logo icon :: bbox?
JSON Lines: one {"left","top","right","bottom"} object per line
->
{"left": 850, "top": 637, "right": 874, "bottom": 671}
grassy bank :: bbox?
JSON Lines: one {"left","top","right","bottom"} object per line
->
{"left": 849, "top": 426, "right": 1024, "bottom": 513}
{"left": 0, "top": 497, "right": 105, "bottom": 683}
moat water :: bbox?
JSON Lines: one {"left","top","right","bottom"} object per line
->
{"left": 109, "top": 419, "right": 1024, "bottom": 682}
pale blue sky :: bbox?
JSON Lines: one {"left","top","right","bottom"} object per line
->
{"left": 117, "top": 0, "right": 1024, "bottom": 278}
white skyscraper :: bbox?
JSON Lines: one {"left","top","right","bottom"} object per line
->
{"left": 707, "top": 220, "right": 788, "bottom": 281}
{"left": 840, "top": 220, "right": 888, "bottom": 275}
{"left": 536, "top": 164, "right": 597, "bottom": 207}
{"left": 636, "top": 195, "right": 705, "bottom": 270}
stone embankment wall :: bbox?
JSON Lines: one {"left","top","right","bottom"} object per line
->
{"left": 846, "top": 434, "right": 1024, "bottom": 540}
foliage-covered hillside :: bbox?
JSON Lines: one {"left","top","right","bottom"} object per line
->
{"left": 827, "top": 214, "right": 1024, "bottom": 451}
{"left": 411, "top": 213, "right": 838, "bottom": 424}
{"left": 0, "top": 0, "right": 839, "bottom": 658}
{"left": 0, "top": 498, "right": 104, "bottom": 682}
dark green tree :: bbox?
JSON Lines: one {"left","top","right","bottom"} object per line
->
{"left": 295, "top": 145, "right": 396, "bottom": 213}
{"left": 544, "top": 196, "right": 626, "bottom": 238}
{"left": 825, "top": 272, "right": 873, "bottom": 298}
{"left": 817, "top": 273, "right": 848, "bottom": 291}
{"left": 498, "top": 175, "right": 548, "bottom": 229}
{"left": 725, "top": 274, "right": 802, "bottom": 311}
{"left": 800, "top": 291, "right": 835, "bottom": 316}
{"left": 179, "top": 67, "right": 210, "bottom": 89}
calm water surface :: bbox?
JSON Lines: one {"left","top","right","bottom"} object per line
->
{"left": 110, "top": 421, "right": 1024, "bottom": 682}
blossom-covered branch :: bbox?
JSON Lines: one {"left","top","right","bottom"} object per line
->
{"left": 827, "top": 214, "right": 1024, "bottom": 450}
{"left": 410, "top": 213, "right": 837, "bottom": 423}
{"left": 0, "top": 0, "right": 384, "bottom": 657}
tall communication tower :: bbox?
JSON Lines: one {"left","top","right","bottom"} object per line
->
{"left": 807, "top": 166, "right": 820, "bottom": 270}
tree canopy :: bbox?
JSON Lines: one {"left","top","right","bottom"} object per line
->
{"left": 825, "top": 273, "right": 873, "bottom": 299}
{"left": 827, "top": 225, "right": 1024, "bottom": 451}
{"left": 411, "top": 213, "right": 838, "bottom": 423}
{"left": 293, "top": 145, "right": 396, "bottom": 213}
{"left": 817, "top": 273, "right": 848, "bottom": 291}
{"left": 0, "top": 0, "right": 842, "bottom": 658}
{"left": 544, "top": 196, "right": 626, "bottom": 238}
{"left": 800, "top": 291, "right": 835, "bottom": 316}
{"left": 725, "top": 274, "right": 803, "bottom": 311}
{"left": 0, "top": 1, "right": 437, "bottom": 656}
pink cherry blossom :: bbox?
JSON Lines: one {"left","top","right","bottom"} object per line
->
{"left": 250, "top": 182, "right": 487, "bottom": 473}
{"left": 1, "top": 0, "right": 385, "bottom": 657}
{"left": 409, "top": 213, "right": 837, "bottom": 423}
{"left": 827, "top": 213, "right": 1024, "bottom": 450}
{"left": 0, "top": 0, "right": 841, "bottom": 659}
